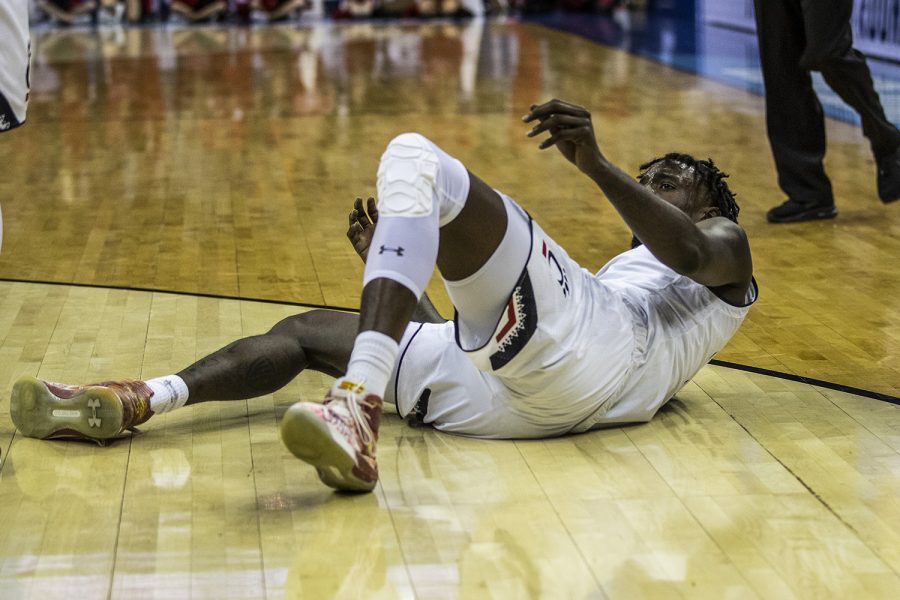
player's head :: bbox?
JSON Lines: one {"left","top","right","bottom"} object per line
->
{"left": 638, "top": 153, "right": 739, "bottom": 223}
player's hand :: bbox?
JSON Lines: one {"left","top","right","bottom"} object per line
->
{"left": 522, "top": 99, "right": 605, "bottom": 179}
{"left": 347, "top": 197, "right": 378, "bottom": 262}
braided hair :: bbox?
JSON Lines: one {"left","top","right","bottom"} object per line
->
{"left": 639, "top": 153, "right": 740, "bottom": 223}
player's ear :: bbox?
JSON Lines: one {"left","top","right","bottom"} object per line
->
{"left": 699, "top": 204, "right": 721, "bottom": 221}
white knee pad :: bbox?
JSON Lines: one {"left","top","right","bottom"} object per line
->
{"left": 376, "top": 133, "right": 470, "bottom": 226}
{"left": 364, "top": 134, "right": 471, "bottom": 299}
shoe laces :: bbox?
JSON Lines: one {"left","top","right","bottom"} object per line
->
{"left": 328, "top": 392, "right": 377, "bottom": 447}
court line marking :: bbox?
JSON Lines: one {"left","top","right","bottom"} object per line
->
{"left": 709, "top": 359, "right": 899, "bottom": 405}
{"left": 2, "top": 277, "right": 897, "bottom": 405}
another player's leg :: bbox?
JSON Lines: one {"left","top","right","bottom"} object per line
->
{"left": 753, "top": 0, "right": 837, "bottom": 223}
{"left": 1, "top": 0, "right": 31, "bottom": 254}
{"left": 10, "top": 310, "right": 358, "bottom": 444}
{"left": 797, "top": 6, "right": 900, "bottom": 204}
{"left": 281, "top": 133, "right": 515, "bottom": 492}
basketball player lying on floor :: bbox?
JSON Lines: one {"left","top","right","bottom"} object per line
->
{"left": 10, "top": 99, "right": 757, "bottom": 493}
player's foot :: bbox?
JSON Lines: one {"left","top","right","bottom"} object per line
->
{"left": 767, "top": 198, "right": 837, "bottom": 223}
{"left": 280, "top": 386, "right": 382, "bottom": 493}
{"left": 877, "top": 145, "right": 900, "bottom": 203}
{"left": 10, "top": 376, "right": 154, "bottom": 444}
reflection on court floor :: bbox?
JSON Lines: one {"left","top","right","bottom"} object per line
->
{"left": 1, "top": 18, "right": 899, "bottom": 599}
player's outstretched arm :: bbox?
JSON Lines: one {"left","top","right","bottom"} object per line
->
{"left": 347, "top": 197, "right": 446, "bottom": 324}
{"left": 522, "top": 99, "right": 751, "bottom": 290}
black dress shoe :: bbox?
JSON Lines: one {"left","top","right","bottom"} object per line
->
{"left": 877, "top": 145, "right": 900, "bottom": 203}
{"left": 767, "top": 199, "right": 838, "bottom": 223}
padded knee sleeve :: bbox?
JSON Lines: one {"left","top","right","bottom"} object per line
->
{"left": 376, "top": 133, "right": 470, "bottom": 225}
{"left": 363, "top": 134, "right": 471, "bottom": 298}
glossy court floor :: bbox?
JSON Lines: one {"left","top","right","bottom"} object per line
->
{"left": 1, "top": 15, "right": 900, "bottom": 599}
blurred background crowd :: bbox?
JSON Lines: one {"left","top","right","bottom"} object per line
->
{"left": 33, "top": 0, "right": 649, "bottom": 26}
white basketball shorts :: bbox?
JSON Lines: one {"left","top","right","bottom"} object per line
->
{"left": 385, "top": 205, "right": 640, "bottom": 439}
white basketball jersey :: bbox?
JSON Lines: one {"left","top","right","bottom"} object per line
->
{"left": 0, "top": 0, "right": 30, "bottom": 131}
{"left": 583, "top": 244, "right": 757, "bottom": 427}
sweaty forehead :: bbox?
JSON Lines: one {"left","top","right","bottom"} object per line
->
{"left": 644, "top": 160, "right": 696, "bottom": 182}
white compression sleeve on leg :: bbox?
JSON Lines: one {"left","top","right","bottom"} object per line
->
{"left": 443, "top": 194, "right": 532, "bottom": 348}
{"left": 363, "top": 212, "right": 438, "bottom": 299}
{"left": 363, "top": 132, "right": 469, "bottom": 298}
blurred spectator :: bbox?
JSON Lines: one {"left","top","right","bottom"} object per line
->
{"left": 170, "top": 0, "right": 227, "bottom": 21}
{"left": 256, "top": 0, "right": 308, "bottom": 22}
{"left": 38, "top": 0, "right": 97, "bottom": 24}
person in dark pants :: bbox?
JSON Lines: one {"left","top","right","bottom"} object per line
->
{"left": 754, "top": 0, "right": 900, "bottom": 223}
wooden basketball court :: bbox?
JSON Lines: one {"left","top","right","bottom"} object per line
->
{"left": 1, "top": 19, "right": 899, "bottom": 598}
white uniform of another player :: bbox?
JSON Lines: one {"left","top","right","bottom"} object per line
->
{"left": 0, "top": 0, "right": 30, "bottom": 253}
{"left": 0, "top": 0, "right": 30, "bottom": 133}
{"left": 386, "top": 196, "right": 757, "bottom": 439}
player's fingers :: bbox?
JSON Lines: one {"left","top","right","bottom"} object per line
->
{"left": 527, "top": 114, "right": 586, "bottom": 137}
{"left": 538, "top": 132, "right": 562, "bottom": 150}
{"left": 538, "top": 126, "right": 592, "bottom": 149}
{"left": 522, "top": 99, "right": 589, "bottom": 123}
{"left": 350, "top": 197, "right": 364, "bottom": 226}
{"left": 367, "top": 197, "right": 378, "bottom": 223}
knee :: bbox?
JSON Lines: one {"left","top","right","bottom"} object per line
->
{"left": 267, "top": 311, "right": 323, "bottom": 340}
{"left": 384, "top": 132, "right": 433, "bottom": 154}
{"left": 799, "top": 40, "right": 852, "bottom": 73}
{"left": 377, "top": 133, "right": 440, "bottom": 218}
{"left": 799, "top": 53, "right": 831, "bottom": 73}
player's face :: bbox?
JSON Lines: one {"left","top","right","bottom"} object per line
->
{"left": 639, "top": 161, "right": 712, "bottom": 221}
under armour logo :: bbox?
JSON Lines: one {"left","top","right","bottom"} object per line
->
{"left": 378, "top": 245, "right": 405, "bottom": 256}
{"left": 88, "top": 398, "right": 102, "bottom": 428}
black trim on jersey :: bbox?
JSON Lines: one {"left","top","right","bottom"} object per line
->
{"left": 716, "top": 276, "right": 759, "bottom": 308}
{"left": 393, "top": 322, "right": 425, "bottom": 420}
{"left": 452, "top": 213, "right": 535, "bottom": 356}
{"left": 488, "top": 271, "right": 539, "bottom": 371}
{"left": 0, "top": 90, "right": 24, "bottom": 132}
{"left": 405, "top": 388, "right": 432, "bottom": 428}
{"left": 627, "top": 239, "right": 758, "bottom": 310}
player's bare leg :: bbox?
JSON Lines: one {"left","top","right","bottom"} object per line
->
{"left": 281, "top": 133, "right": 514, "bottom": 492}
{"left": 10, "top": 203, "right": 402, "bottom": 448}
{"left": 9, "top": 309, "right": 359, "bottom": 444}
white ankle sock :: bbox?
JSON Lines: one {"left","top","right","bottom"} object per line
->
{"left": 146, "top": 375, "right": 190, "bottom": 414}
{"left": 336, "top": 331, "right": 399, "bottom": 398}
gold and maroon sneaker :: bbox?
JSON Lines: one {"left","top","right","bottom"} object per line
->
{"left": 280, "top": 387, "right": 382, "bottom": 493}
{"left": 10, "top": 376, "right": 154, "bottom": 444}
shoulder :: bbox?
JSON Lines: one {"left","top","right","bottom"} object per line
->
{"left": 697, "top": 217, "right": 753, "bottom": 303}
{"left": 698, "top": 216, "right": 747, "bottom": 240}
{"left": 698, "top": 217, "right": 751, "bottom": 262}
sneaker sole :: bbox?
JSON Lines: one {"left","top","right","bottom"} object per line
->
{"left": 280, "top": 406, "right": 376, "bottom": 493}
{"left": 10, "top": 376, "right": 126, "bottom": 441}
